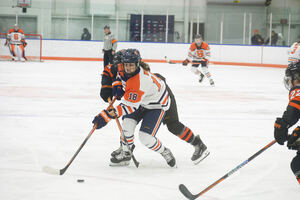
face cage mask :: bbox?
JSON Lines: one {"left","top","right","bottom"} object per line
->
{"left": 283, "top": 75, "right": 292, "bottom": 90}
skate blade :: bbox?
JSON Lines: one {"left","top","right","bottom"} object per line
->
{"left": 193, "top": 150, "right": 210, "bottom": 165}
{"left": 109, "top": 161, "right": 130, "bottom": 167}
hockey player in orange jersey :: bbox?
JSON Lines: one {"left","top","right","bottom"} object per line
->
{"left": 182, "top": 34, "right": 214, "bottom": 86}
{"left": 5, "top": 24, "right": 27, "bottom": 61}
{"left": 274, "top": 61, "right": 300, "bottom": 185}
{"left": 93, "top": 49, "right": 177, "bottom": 167}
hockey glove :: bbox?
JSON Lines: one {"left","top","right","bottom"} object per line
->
{"left": 100, "top": 87, "right": 113, "bottom": 102}
{"left": 92, "top": 109, "right": 115, "bottom": 129}
{"left": 287, "top": 127, "right": 300, "bottom": 150}
{"left": 274, "top": 117, "right": 289, "bottom": 145}
{"left": 112, "top": 79, "right": 124, "bottom": 100}
{"left": 182, "top": 59, "right": 190, "bottom": 66}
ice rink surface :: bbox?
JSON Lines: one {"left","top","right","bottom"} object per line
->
{"left": 0, "top": 61, "right": 299, "bottom": 200}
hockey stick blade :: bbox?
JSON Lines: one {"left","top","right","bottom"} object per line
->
{"left": 179, "top": 184, "right": 197, "bottom": 200}
{"left": 42, "top": 166, "right": 61, "bottom": 175}
{"left": 130, "top": 144, "right": 140, "bottom": 168}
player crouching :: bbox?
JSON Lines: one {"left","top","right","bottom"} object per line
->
{"left": 5, "top": 24, "right": 27, "bottom": 62}
{"left": 182, "top": 34, "right": 214, "bottom": 86}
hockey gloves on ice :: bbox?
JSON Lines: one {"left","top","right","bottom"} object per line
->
{"left": 274, "top": 118, "right": 289, "bottom": 145}
{"left": 182, "top": 59, "right": 190, "bottom": 66}
{"left": 112, "top": 79, "right": 124, "bottom": 100}
{"left": 287, "top": 127, "right": 300, "bottom": 150}
{"left": 100, "top": 87, "right": 113, "bottom": 102}
{"left": 92, "top": 109, "right": 115, "bottom": 129}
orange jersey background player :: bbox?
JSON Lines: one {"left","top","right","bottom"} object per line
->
{"left": 5, "top": 24, "right": 27, "bottom": 61}
{"left": 182, "top": 34, "right": 214, "bottom": 86}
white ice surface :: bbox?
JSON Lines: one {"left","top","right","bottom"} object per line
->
{"left": 0, "top": 61, "right": 298, "bottom": 200}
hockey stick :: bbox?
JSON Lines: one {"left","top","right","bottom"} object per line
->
{"left": 179, "top": 140, "right": 276, "bottom": 200}
{"left": 108, "top": 98, "right": 140, "bottom": 168}
{"left": 164, "top": 56, "right": 181, "bottom": 64}
{"left": 42, "top": 97, "right": 117, "bottom": 175}
{"left": 164, "top": 56, "right": 206, "bottom": 65}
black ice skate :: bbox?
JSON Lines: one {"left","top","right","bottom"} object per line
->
{"left": 209, "top": 79, "right": 215, "bottom": 86}
{"left": 199, "top": 73, "right": 205, "bottom": 83}
{"left": 110, "top": 145, "right": 123, "bottom": 157}
{"left": 192, "top": 135, "right": 210, "bottom": 165}
{"left": 110, "top": 151, "right": 131, "bottom": 167}
{"left": 161, "top": 147, "right": 176, "bottom": 167}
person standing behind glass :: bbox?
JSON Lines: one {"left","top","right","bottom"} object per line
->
{"left": 251, "top": 29, "right": 264, "bottom": 45}
{"left": 81, "top": 28, "right": 91, "bottom": 41}
{"left": 102, "top": 25, "right": 117, "bottom": 67}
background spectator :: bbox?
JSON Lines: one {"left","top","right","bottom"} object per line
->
{"left": 265, "top": 30, "right": 278, "bottom": 46}
{"left": 251, "top": 29, "right": 264, "bottom": 45}
{"left": 81, "top": 28, "right": 91, "bottom": 41}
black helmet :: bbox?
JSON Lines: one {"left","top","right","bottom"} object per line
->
{"left": 195, "top": 34, "right": 202, "bottom": 40}
{"left": 284, "top": 61, "right": 300, "bottom": 90}
{"left": 113, "top": 49, "right": 126, "bottom": 65}
{"left": 104, "top": 25, "right": 110, "bottom": 29}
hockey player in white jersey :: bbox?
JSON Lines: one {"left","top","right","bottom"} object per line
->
{"left": 182, "top": 34, "right": 214, "bottom": 86}
{"left": 92, "top": 49, "right": 176, "bottom": 167}
{"left": 5, "top": 24, "right": 27, "bottom": 61}
{"left": 288, "top": 35, "right": 300, "bottom": 64}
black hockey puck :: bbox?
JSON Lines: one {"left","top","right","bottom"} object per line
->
{"left": 77, "top": 179, "right": 84, "bottom": 183}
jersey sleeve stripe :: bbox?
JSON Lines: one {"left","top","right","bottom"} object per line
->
{"left": 101, "top": 85, "right": 113, "bottom": 89}
{"left": 289, "top": 101, "right": 300, "bottom": 110}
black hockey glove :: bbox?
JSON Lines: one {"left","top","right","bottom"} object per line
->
{"left": 274, "top": 118, "right": 289, "bottom": 145}
{"left": 92, "top": 109, "right": 115, "bottom": 129}
{"left": 100, "top": 87, "right": 113, "bottom": 102}
{"left": 182, "top": 59, "right": 189, "bottom": 66}
{"left": 287, "top": 127, "right": 300, "bottom": 150}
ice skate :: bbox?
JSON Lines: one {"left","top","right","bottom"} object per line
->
{"left": 209, "top": 79, "right": 215, "bottom": 86}
{"left": 192, "top": 136, "right": 210, "bottom": 165}
{"left": 110, "top": 145, "right": 123, "bottom": 157}
{"left": 110, "top": 151, "right": 131, "bottom": 167}
{"left": 161, "top": 147, "right": 176, "bottom": 168}
{"left": 199, "top": 73, "right": 205, "bottom": 83}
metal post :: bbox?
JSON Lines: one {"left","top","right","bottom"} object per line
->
{"left": 243, "top": 12, "right": 246, "bottom": 44}
{"left": 116, "top": 2, "right": 119, "bottom": 40}
{"left": 189, "top": 19, "right": 193, "bottom": 43}
{"left": 287, "top": 13, "right": 291, "bottom": 46}
{"left": 91, "top": 11, "right": 94, "bottom": 40}
{"left": 41, "top": 9, "right": 44, "bottom": 35}
{"left": 248, "top": 13, "right": 252, "bottom": 45}
{"left": 16, "top": 12, "right": 18, "bottom": 25}
{"left": 141, "top": 10, "right": 144, "bottom": 42}
{"left": 197, "top": 12, "right": 199, "bottom": 35}
{"left": 220, "top": 14, "right": 224, "bottom": 44}
{"left": 165, "top": 10, "right": 169, "bottom": 43}
{"left": 66, "top": 9, "right": 69, "bottom": 39}
{"left": 269, "top": 13, "right": 272, "bottom": 45}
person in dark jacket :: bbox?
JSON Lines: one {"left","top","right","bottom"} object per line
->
{"left": 265, "top": 30, "right": 278, "bottom": 46}
{"left": 81, "top": 28, "right": 91, "bottom": 41}
{"left": 251, "top": 29, "right": 264, "bottom": 45}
